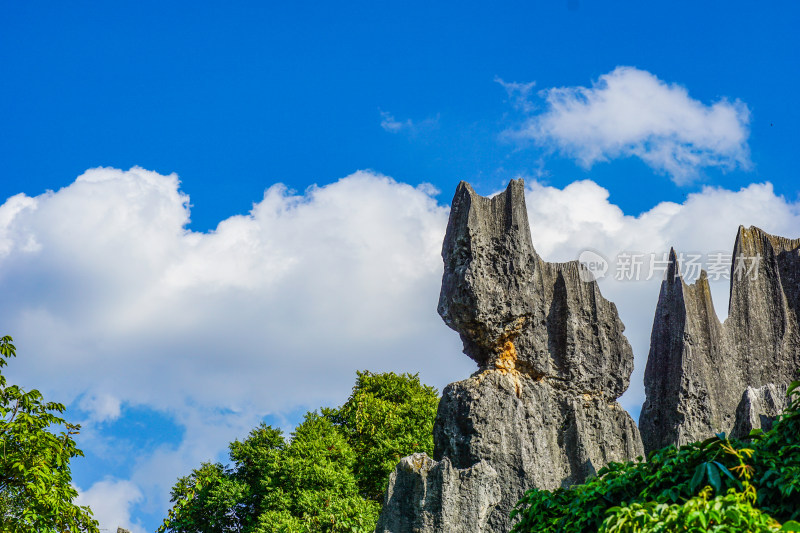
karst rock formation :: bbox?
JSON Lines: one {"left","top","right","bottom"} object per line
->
{"left": 375, "top": 179, "right": 644, "bottom": 533}
{"left": 639, "top": 227, "right": 800, "bottom": 454}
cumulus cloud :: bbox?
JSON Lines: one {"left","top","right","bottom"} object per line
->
{"left": 1, "top": 167, "right": 798, "bottom": 526}
{"left": 0, "top": 167, "right": 466, "bottom": 410}
{"left": 0, "top": 167, "right": 470, "bottom": 526}
{"left": 76, "top": 478, "right": 145, "bottom": 533}
{"left": 506, "top": 67, "right": 751, "bottom": 183}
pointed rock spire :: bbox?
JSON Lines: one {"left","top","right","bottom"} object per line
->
{"left": 640, "top": 226, "right": 800, "bottom": 453}
{"left": 437, "top": 179, "right": 539, "bottom": 369}
{"left": 437, "top": 178, "right": 634, "bottom": 397}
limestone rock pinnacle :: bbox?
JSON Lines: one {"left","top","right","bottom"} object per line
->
{"left": 438, "top": 179, "right": 634, "bottom": 398}
{"left": 376, "top": 179, "right": 643, "bottom": 533}
{"left": 640, "top": 227, "right": 800, "bottom": 454}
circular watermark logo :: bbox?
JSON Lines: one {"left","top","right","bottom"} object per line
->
{"left": 578, "top": 249, "right": 609, "bottom": 282}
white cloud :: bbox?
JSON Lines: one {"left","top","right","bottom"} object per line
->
{"left": 76, "top": 478, "right": 145, "bottom": 533}
{"left": 380, "top": 111, "right": 413, "bottom": 132}
{"left": 379, "top": 110, "right": 439, "bottom": 134}
{"left": 2, "top": 167, "right": 798, "bottom": 526}
{"left": 79, "top": 392, "right": 122, "bottom": 423}
{"left": 506, "top": 67, "right": 751, "bottom": 183}
{"left": 0, "top": 167, "right": 466, "bottom": 409}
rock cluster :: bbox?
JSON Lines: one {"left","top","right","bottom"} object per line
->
{"left": 376, "top": 180, "right": 643, "bottom": 533}
{"left": 639, "top": 227, "right": 800, "bottom": 454}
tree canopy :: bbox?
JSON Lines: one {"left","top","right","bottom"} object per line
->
{"left": 325, "top": 370, "right": 439, "bottom": 501}
{"left": 159, "top": 371, "right": 439, "bottom": 533}
{"left": 0, "top": 335, "right": 99, "bottom": 533}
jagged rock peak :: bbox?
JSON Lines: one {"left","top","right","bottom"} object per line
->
{"left": 376, "top": 180, "right": 644, "bottom": 533}
{"left": 639, "top": 250, "right": 726, "bottom": 453}
{"left": 437, "top": 178, "right": 634, "bottom": 399}
{"left": 437, "top": 179, "right": 539, "bottom": 370}
{"left": 727, "top": 226, "right": 800, "bottom": 371}
{"left": 640, "top": 226, "right": 800, "bottom": 454}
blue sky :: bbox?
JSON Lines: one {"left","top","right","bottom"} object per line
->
{"left": 2, "top": 2, "right": 799, "bottom": 531}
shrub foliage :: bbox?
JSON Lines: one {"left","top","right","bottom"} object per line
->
{"left": 511, "top": 380, "right": 800, "bottom": 532}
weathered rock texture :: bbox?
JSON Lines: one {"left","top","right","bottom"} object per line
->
{"left": 640, "top": 227, "right": 800, "bottom": 454}
{"left": 376, "top": 180, "right": 643, "bottom": 533}
{"left": 376, "top": 453, "right": 501, "bottom": 532}
{"left": 732, "top": 384, "right": 788, "bottom": 438}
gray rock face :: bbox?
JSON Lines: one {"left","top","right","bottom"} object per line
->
{"left": 432, "top": 372, "right": 643, "bottom": 531}
{"left": 375, "top": 453, "right": 501, "bottom": 533}
{"left": 732, "top": 384, "right": 788, "bottom": 438}
{"left": 640, "top": 227, "right": 800, "bottom": 454}
{"left": 438, "top": 179, "right": 633, "bottom": 398}
{"left": 376, "top": 180, "right": 643, "bottom": 533}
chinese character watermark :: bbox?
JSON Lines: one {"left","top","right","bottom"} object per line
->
{"left": 577, "top": 250, "right": 762, "bottom": 283}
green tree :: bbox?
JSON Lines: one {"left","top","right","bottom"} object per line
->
{"left": 159, "top": 371, "right": 440, "bottom": 532}
{"left": 0, "top": 335, "right": 99, "bottom": 533}
{"left": 326, "top": 371, "right": 439, "bottom": 501}
{"left": 158, "top": 462, "right": 247, "bottom": 533}
{"left": 160, "top": 415, "right": 379, "bottom": 533}
{"left": 256, "top": 413, "right": 379, "bottom": 532}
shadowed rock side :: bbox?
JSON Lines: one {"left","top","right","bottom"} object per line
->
{"left": 640, "top": 227, "right": 800, "bottom": 455}
{"left": 376, "top": 180, "right": 643, "bottom": 533}
{"left": 638, "top": 251, "right": 730, "bottom": 452}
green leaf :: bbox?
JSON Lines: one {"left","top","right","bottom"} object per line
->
{"left": 698, "top": 509, "right": 709, "bottom": 528}
{"left": 711, "top": 461, "right": 739, "bottom": 485}
{"left": 690, "top": 463, "right": 706, "bottom": 493}
{"left": 706, "top": 463, "right": 722, "bottom": 493}
{"left": 700, "top": 435, "right": 722, "bottom": 448}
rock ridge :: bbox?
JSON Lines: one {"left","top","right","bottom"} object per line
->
{"left": 640, "top": 226, "right": 800, "bottom": 454}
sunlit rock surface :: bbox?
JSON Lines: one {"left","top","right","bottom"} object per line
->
{"left": 376, "top": 180, "right": 643, "bottom": 533}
